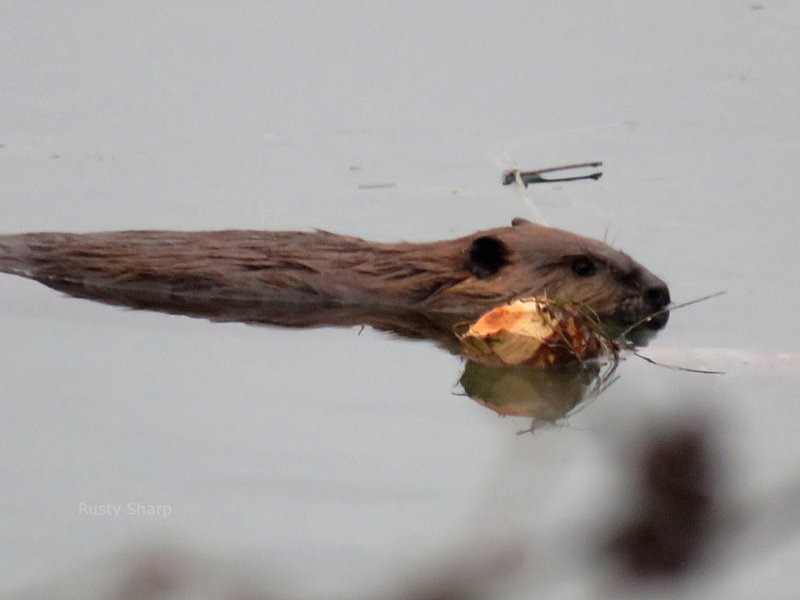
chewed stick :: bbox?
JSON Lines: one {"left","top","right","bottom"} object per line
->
{"left": 503, "top": 162, "right": 604, "bottom": 187}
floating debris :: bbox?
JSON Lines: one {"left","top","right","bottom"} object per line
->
{"left": 502, "top": 162, "right": 603, "bottom": 187}
{"left": 357, "top": 183, "right": 398, "bottom": 189}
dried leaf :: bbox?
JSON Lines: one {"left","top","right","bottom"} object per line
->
{"left": 457, "top": 298, "right": 615, "bottom": 368}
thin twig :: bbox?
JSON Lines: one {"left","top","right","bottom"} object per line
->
{"left": 618, "top": 291, "right": 727, "bottom": 339}
{"left": 502, "top": 162, "right": 604, "bottom": 187}
{"left": 632, "top": 350, "right": 725, "bottom": 375}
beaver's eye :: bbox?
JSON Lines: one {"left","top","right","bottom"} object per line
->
{"left": 571, "top": 256, "right": 597, "bottom": 277}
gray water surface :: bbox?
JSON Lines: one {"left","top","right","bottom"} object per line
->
{"left": 2, "top": 2, "right": 799, "bottom": 598}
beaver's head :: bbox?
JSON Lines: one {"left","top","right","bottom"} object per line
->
{"left": 459, "top": 218, "right": 671, "bottom": 329}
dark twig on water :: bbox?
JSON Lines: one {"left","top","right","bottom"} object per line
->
{"left": 503, "top": 162, "right": 604, "bottom": 187}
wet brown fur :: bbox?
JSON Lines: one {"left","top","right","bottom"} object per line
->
{"left": 0, "top": 218, "right": 669, "bottom": 327}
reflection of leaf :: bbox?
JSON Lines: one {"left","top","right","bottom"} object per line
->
{"left": 460, "top": 364, "right": 595, "bottom": 420}
{"left": 458, "top": 358, "right": 618, "bottom": 426}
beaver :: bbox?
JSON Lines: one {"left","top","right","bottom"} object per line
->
{"left": 0, "top": 218, "right": 670, "bottom": 332}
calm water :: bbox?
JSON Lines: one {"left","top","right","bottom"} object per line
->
{"left": 2, "top": 3, "right": 799, "bottom": 598}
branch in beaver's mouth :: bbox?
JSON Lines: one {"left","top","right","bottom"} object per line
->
{"left": 611, "top": 297, "right": 671, "bottom": 332}
{"left": 639, "top": 310, "right": 670, "bottom": 330}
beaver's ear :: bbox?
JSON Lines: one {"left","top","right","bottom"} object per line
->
{"left": 511, "top": 217, "right": 533, "bottom": 227}
{"left": 467, "top": 236, "right": 510, "bottom": 278}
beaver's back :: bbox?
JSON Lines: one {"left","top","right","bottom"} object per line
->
{"left": 0, "top": 230, "right": 467, "bottom": 307}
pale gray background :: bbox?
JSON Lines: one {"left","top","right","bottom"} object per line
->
{"left": 1, "top": 2, "right": 799, "bottom": 598}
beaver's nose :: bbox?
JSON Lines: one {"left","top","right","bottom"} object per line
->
{"left": 639, "top": 279, "right": 671, "bottom": 330}
{"left": 645, "top": 283, "right": 671, "bottom": 311}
